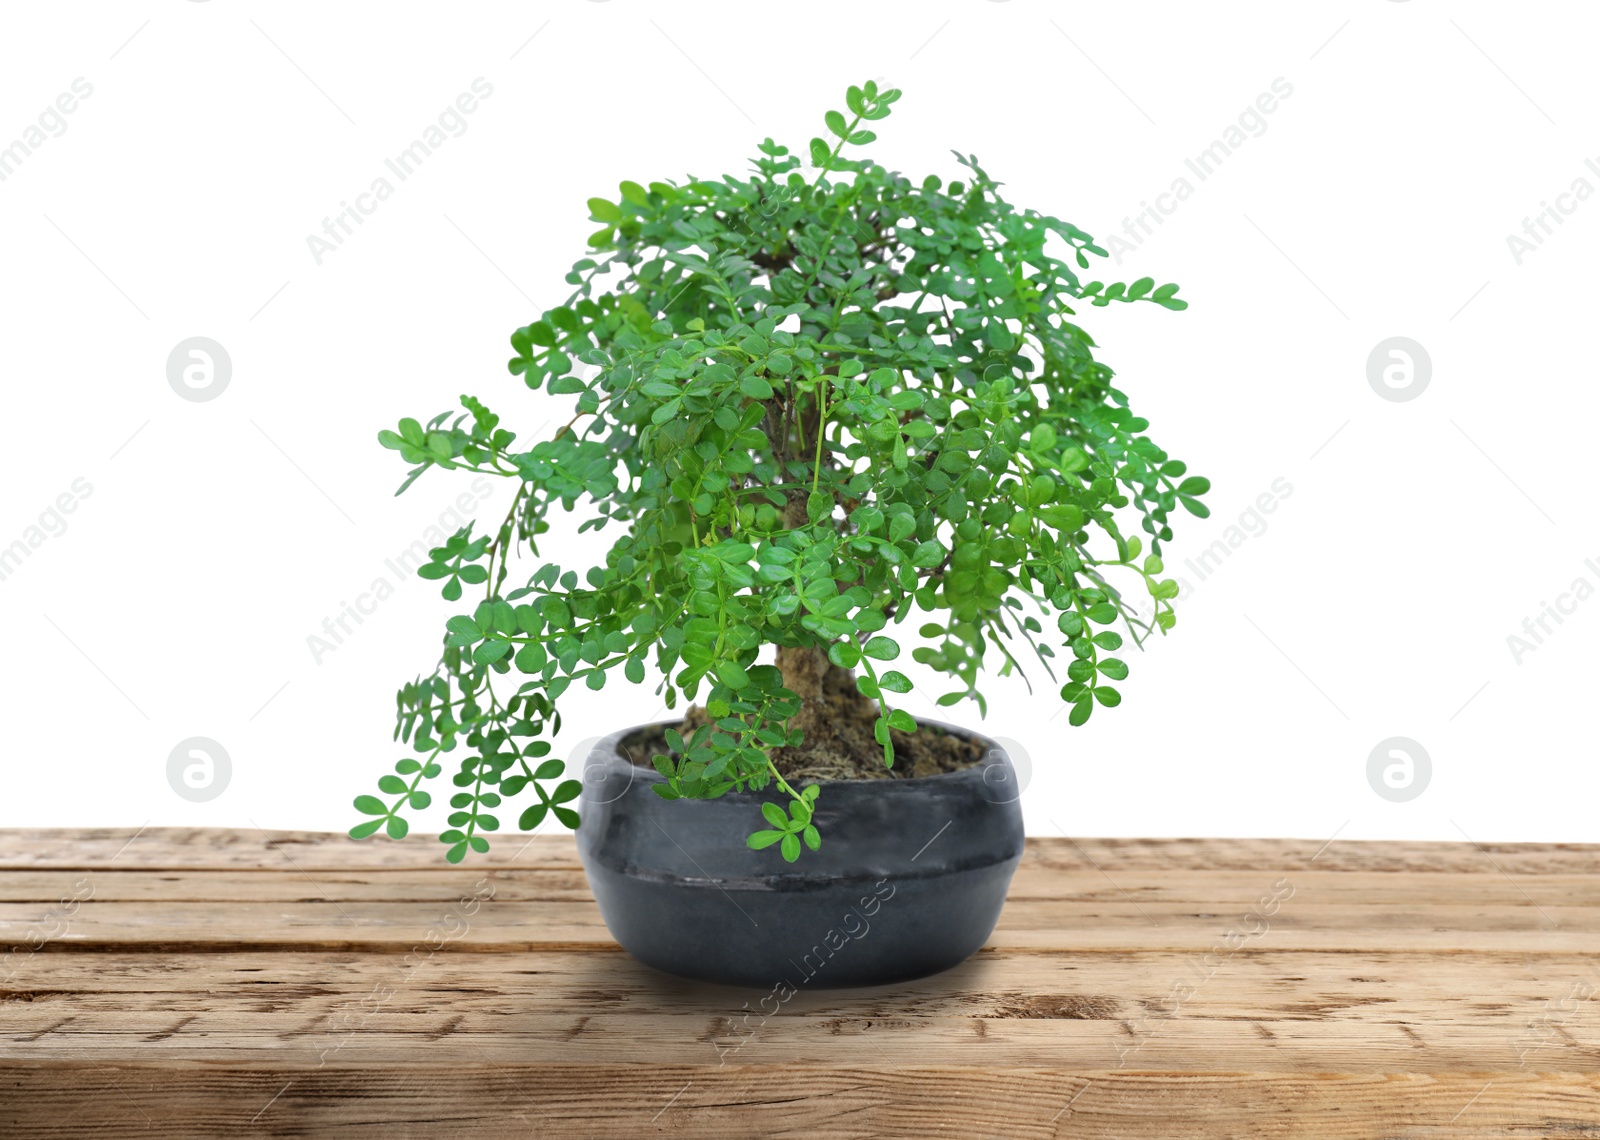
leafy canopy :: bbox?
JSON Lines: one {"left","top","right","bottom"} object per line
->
{"left": 351, "top": 81, "right": 1207, "bottom": 864}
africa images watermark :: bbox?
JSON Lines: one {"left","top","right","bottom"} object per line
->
{"left": 304, "top": 78, "right": 495, "bottom": 265}
{"left": 0, "top": 477, "right": 95, "bottom": 585}
{"left": 313, "top": 877, "right": 496, "bottom": 1068}
{"left": 1115, "top": 876, "right": 1295, "bottom": 1065}
{"left": 708, "top": 877, "right": 897, "bottom": 1065}
{"left": 0, "top": 877, "right": 94, "bottom": 986}
{"left": 1109, "top": 78, "right": 1295, "bottom": 265}
{"left": 1171, "top": 476, "right": 1293, "bottom": 599}
{"left": 1512, "top": 970, "right": 1600, "bottom": 1068}
{"left": 167, "top": 736, "right": 232, "bottom": 803}
{"left": 1505, "top": 556, "right": 1600, "bottom": 664}
{"left": 0, "top": 77, "right": 94, "bottom": 184}
{"left": 307, "top": 475, "right": 496, "bottom": 662}
{"left": 1504, "top": 155, "right": 1600, "bottom": 265}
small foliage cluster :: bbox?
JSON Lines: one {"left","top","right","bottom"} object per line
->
{"left": 353, "top": 82, "right": 1207, "bottom": 863}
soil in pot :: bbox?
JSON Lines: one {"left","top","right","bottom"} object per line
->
{"left": 620, "top": 646, "right": 987, "bottom": 783}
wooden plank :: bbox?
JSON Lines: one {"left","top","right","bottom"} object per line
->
{"left": 4, "top": 1064, "right": 1596, "bottom": 1139}
{"left": 6, "top": 865, "right": 1600, "bottom": 906}
{"left": 0, "top": 827, "right": 584, "bottom": 871}
{"left": 2, "top": 900, "right": 1588, "bottom": 954}
{"left": 3, "top": 948, "right": 1600, "bottom": 1070}
{"left": 6, "top": 827, "right": 1598, "bottom": 874}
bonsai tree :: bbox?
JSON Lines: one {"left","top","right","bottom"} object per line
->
{"left": 352, "top": 82, "right": 1207, "bottom": 864}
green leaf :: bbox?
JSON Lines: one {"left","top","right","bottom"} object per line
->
{"left": 806, "top": 491, "right": 833, "bottom": 525}
{"left": 851, "top": 506, "right": 884, "bottom": 534}
{"left": 551, "top": 780, "right": 582, "bottom": 804}
{"left": 475, "top": 639, "right": 512, "bottom": 665}
{"left": 911, "top": 540, "right": 944, "bottom": 568}
{"left": 829, "top": 640, "right": 862, "bottom": 668}
{"left": 1040, "top": 504, "right": 1085, "bottom": 532}
{"left": 1085, "top": 603, "right": 1117, "bottom": 624}
{"left": 353, "top": 795, "right": 388, "bottom": 816}
{"left": 587, "top": 197, "right": 622, "bottom": 223}
{"left": 862, "top": 636, "right": 899, "bottom": 660}
{"left": 740, "top": 374, "right": 774, "bottom": 399}
{"left": 761, "top": 801, "right": 788, "bottom": 828}
{"left": 532, "top": 758, "right": 563, "bottom": 781}
{"left": 824, "top": 109, "right": 849, "bottom": 138}
{"left": 716, "top": 660, "right": 751, "bottom": 689}
{"left": 747, "top": 829, "right": 785, "bottom": 850}
{"left": 780, "top": 832, "right": 801, "bottom": 862}
{"left": 878, "top": 670, "right": 913, "bottom": 693}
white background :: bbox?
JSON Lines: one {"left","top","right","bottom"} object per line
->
{"left": 2, "top": 1, "right": 1593, "bottom": 847}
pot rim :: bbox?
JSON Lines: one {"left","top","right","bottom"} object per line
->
{"left": 576, "top": 715, "right": 1025, "bottom": 891}
{"left": 594, "top": 714, "right": 1007, "bottom": 788}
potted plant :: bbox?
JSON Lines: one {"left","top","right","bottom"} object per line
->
{"left": 352, "top": 82, "right": 1206, "bottom": 987}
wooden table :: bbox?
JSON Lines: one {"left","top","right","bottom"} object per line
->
{"left": 2, "top": 828, "right": 1598, "bottom": 1137}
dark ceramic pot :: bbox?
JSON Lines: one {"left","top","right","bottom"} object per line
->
{"left": 575, "top": 718, "right": 1025, "bottom": 989}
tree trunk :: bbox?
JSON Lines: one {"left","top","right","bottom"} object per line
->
{"left": 776, "top": 644, "right": 831, "bottom": 745}
{"left": 776, "top": 488, "right": 846, "bottom": 759}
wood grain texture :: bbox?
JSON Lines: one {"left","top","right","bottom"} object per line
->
{"left": 2, "top": 828, "right": 1598, "bottom": 1137}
